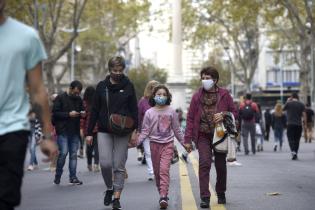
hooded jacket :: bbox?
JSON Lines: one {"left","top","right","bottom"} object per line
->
{"left": 87, "top": 75, "right": 138, "bottom": 136}
{"left": 184, "top": 87, "right": 238, "bottom": 144}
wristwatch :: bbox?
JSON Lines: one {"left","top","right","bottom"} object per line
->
{"left": 42, "top": 133, "right": 52, "bottom": 140}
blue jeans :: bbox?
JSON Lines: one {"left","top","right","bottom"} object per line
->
{"left": 29, "top": 133, "right": 38, "bottom": 165}
{"left": 55, "top": 134, "right": 80, "bottom": 179}
{"left": 274, "top": 128, "right": 284, "bottom": 148}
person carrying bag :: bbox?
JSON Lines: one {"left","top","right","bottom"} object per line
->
{"left": 86, "top": 56, "right": 138, "bottom": 210}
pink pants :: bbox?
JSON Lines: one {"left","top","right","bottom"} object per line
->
{"left": 150, "top": 141, "right": 174, "bottom": 197}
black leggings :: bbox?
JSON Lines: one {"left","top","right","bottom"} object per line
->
{"left": 287, "top": 125, "right": 302, "bottom": 154}
{"left": 86, "top": 133, "right": 99, "bottom": 165}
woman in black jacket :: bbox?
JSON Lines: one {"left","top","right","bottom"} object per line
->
{"left": 86, "top": 56, "right": 138, "bottom": 210}
{"left": 271, "top": 103, "right": 287, "bottom": 151}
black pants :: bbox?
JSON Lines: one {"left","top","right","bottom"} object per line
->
{"left": 265, "top": 124, "right": 271, "bottom": 140}
{"left": 86, "top": 133, "right": 99, "bottom": 165}
{"left": 287, "top": 125, "right": 302, "bottom": 154}
{"left": 0, "top": 131, "right": 28, "bottom": 210}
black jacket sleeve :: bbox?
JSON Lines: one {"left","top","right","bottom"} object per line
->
{"left": 128, "top": 83, "right": 138, "bottom": 129}
{"left": 87, "top": 84, "right": 101, "bottom": 136}
{"left": 52, "top": 95, "right": 69, "bottom": 120}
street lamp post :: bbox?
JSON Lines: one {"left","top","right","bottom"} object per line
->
{"left": 307, "top": 0, "right": 315, "bottom": 108}
{"left": 280, "top": 52, "right": 284, "bottom": 104}
{"left": 60, "top": 27, "right": 89, "bottom": 81}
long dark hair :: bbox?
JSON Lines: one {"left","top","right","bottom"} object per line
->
{"left": 83, "top": 86, "right": 96, "bottom": 107}
{"left": 149, "top": 84, "right": 172, "bottom": 107}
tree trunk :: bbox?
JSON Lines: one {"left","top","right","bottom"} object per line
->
{"left": 299, "top": 40, "right": 310, "bottom": 104}
{"left": 44, "top": 63, "right": 56, "bottom": 95}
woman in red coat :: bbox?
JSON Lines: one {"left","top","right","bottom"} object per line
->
{"left": 184, "top": 66, "right": 237, "bottom": 208}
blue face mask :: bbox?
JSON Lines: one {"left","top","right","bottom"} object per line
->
{"left": 154, "top": 96, "right": 167, "bottom": 106}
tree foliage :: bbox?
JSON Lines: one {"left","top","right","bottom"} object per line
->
{"left": 182, "top": 0, "right": 262, "bottom": 92}
{"left": 262, "top": 0, "right": 315, "bottom": 103}
{"left": 128, "top": 61, "right": 167, "bottom": 100}
{"left": 5, "top": 0, "right": 150, "bottom": 93}
{"left": 6, "top": 0, "right": 87, "bottom": 93}
{"left": 188, "top": 49, "right": 231, "bottom": 91}
{"left": 77, "top": 0, "right": 150, "bottom": 83}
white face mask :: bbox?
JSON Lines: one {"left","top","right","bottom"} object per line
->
{"left": 202, "top": 79, "right": 214, "bottom": 91}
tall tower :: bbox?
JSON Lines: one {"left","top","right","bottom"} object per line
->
{"left": 168, "top": 0, "right": 187, "bottom": 111}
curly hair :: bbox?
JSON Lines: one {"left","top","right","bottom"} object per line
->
{"left": 149, "top": 84, "right": 172, "bottom": 107}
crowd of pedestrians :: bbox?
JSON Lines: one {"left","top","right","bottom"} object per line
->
{"left": 1, "top": 1, "right": 315, "bottom": 209}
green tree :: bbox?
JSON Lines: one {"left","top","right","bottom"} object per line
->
{"left": 262, "top": 0, "right": 315, "bottom": 103}
{"left": 6, "top": 0, "right": 87, "bottom": 93}
{"left": 76, "top": 0, "right": 150, "bottom": 84}
{"left": 182, "top": 0, "right": 262, "bottom": 92}
{"left": 128, "top": 62, "right": 167, "bottom": 100}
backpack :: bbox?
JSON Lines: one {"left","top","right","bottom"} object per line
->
{"left": 241, "top": 102, "right": 255, "bottom": 120}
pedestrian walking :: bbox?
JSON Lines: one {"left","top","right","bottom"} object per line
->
{"left": 0, "top": 2, "right": 58, "bottom": 209}
{"left": 86, "top": 56, "right": 138, "bottom": 210}
{"left": 283, "top": 93, "right": 305, "bottom": 160}
{"left": 304, "top": 103, "right": 314, "bottom": 143}
{"left": 264, "top": 108, "right": 272, "bottom": 141}
{"left": 81, "top": 86, "right": 100, "bottom": 172}
{"left": 271, "top": 103, "right": 287, "bottom": 151}
{"left": 184, "top": 66, "right": 237, "bottom": 208}
{"left": 27, "top": 109, "right": 42, "bottom": 171}
{"left": 137, "top": 80, "right": 159, "bottom": 181}
{"left": 138, "top": 84, "right": 185, "bottom": 209}
{"left": 239, "top": 93, "right": 260, "bottom": 155}
{"left": 52, "top": 80, "right": 85, "bottom": 185}
{"left": 255, "top": 103, "right": 265, "bottom": 152}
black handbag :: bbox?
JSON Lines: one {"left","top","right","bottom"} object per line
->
{"left": 105, "top": 87, "right": 134, "bottom": 136}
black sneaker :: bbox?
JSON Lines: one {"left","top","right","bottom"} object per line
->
{"left": 112, "top": 198, "right": 122, "bottom": 210}
{"left": 217, "top": 193, "right": 226, "bottom": 204}
{"left": 159, "top": 197, "right": 168, "bottom": 209}
{"left": 292, "top": 154, "right": 298, "bottom": 160}
{"left": 273, "top": 145, "right": 277, "bottom": 152}
{"left": 69, "top": 177, "right": 83, "bottom": 185}
{"left": 53, "top": 176, "right": 61, "bottom": 185}
{"left": 200, "top": 197, "right": 210, "bottom": 208}
{"left": 104, "top": 190, "right": 113, "bottom": 206}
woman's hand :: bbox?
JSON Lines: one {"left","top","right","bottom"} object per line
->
{"left": 213, "top": 112, "right": 224, "bottom": 124}
{"left": 184, "top": 144, "right": 193, "bottom": 153}
{"left": 86, "top": 136, "right": 93, "bottom": 146}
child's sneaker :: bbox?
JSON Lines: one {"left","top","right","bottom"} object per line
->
{"left": 148, "top": 174, "right": 154, "bottom": 181}
{"left": 159, "top": 197, "right": 168, "bottom": 209}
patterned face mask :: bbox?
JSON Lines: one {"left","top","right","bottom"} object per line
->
{"left": 154, "top": 96, "right": 167, "bottom": 105}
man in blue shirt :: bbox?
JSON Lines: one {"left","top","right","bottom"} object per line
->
{"left": 0, "top": 1, "right": 58, "bottom": 209}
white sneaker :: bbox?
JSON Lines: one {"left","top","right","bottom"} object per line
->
{"left": 228, "top": 161, "right": 242, "bottom": 166}
{"left": 27, "top": 165, "right": 34, "bottom": 171}
{"left": 148, "top": 174, "right": 154, "bottom": 181}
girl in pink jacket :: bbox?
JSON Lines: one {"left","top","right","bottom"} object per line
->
{"left": 138, "top": 84, "right": 184, "bottom": 210}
